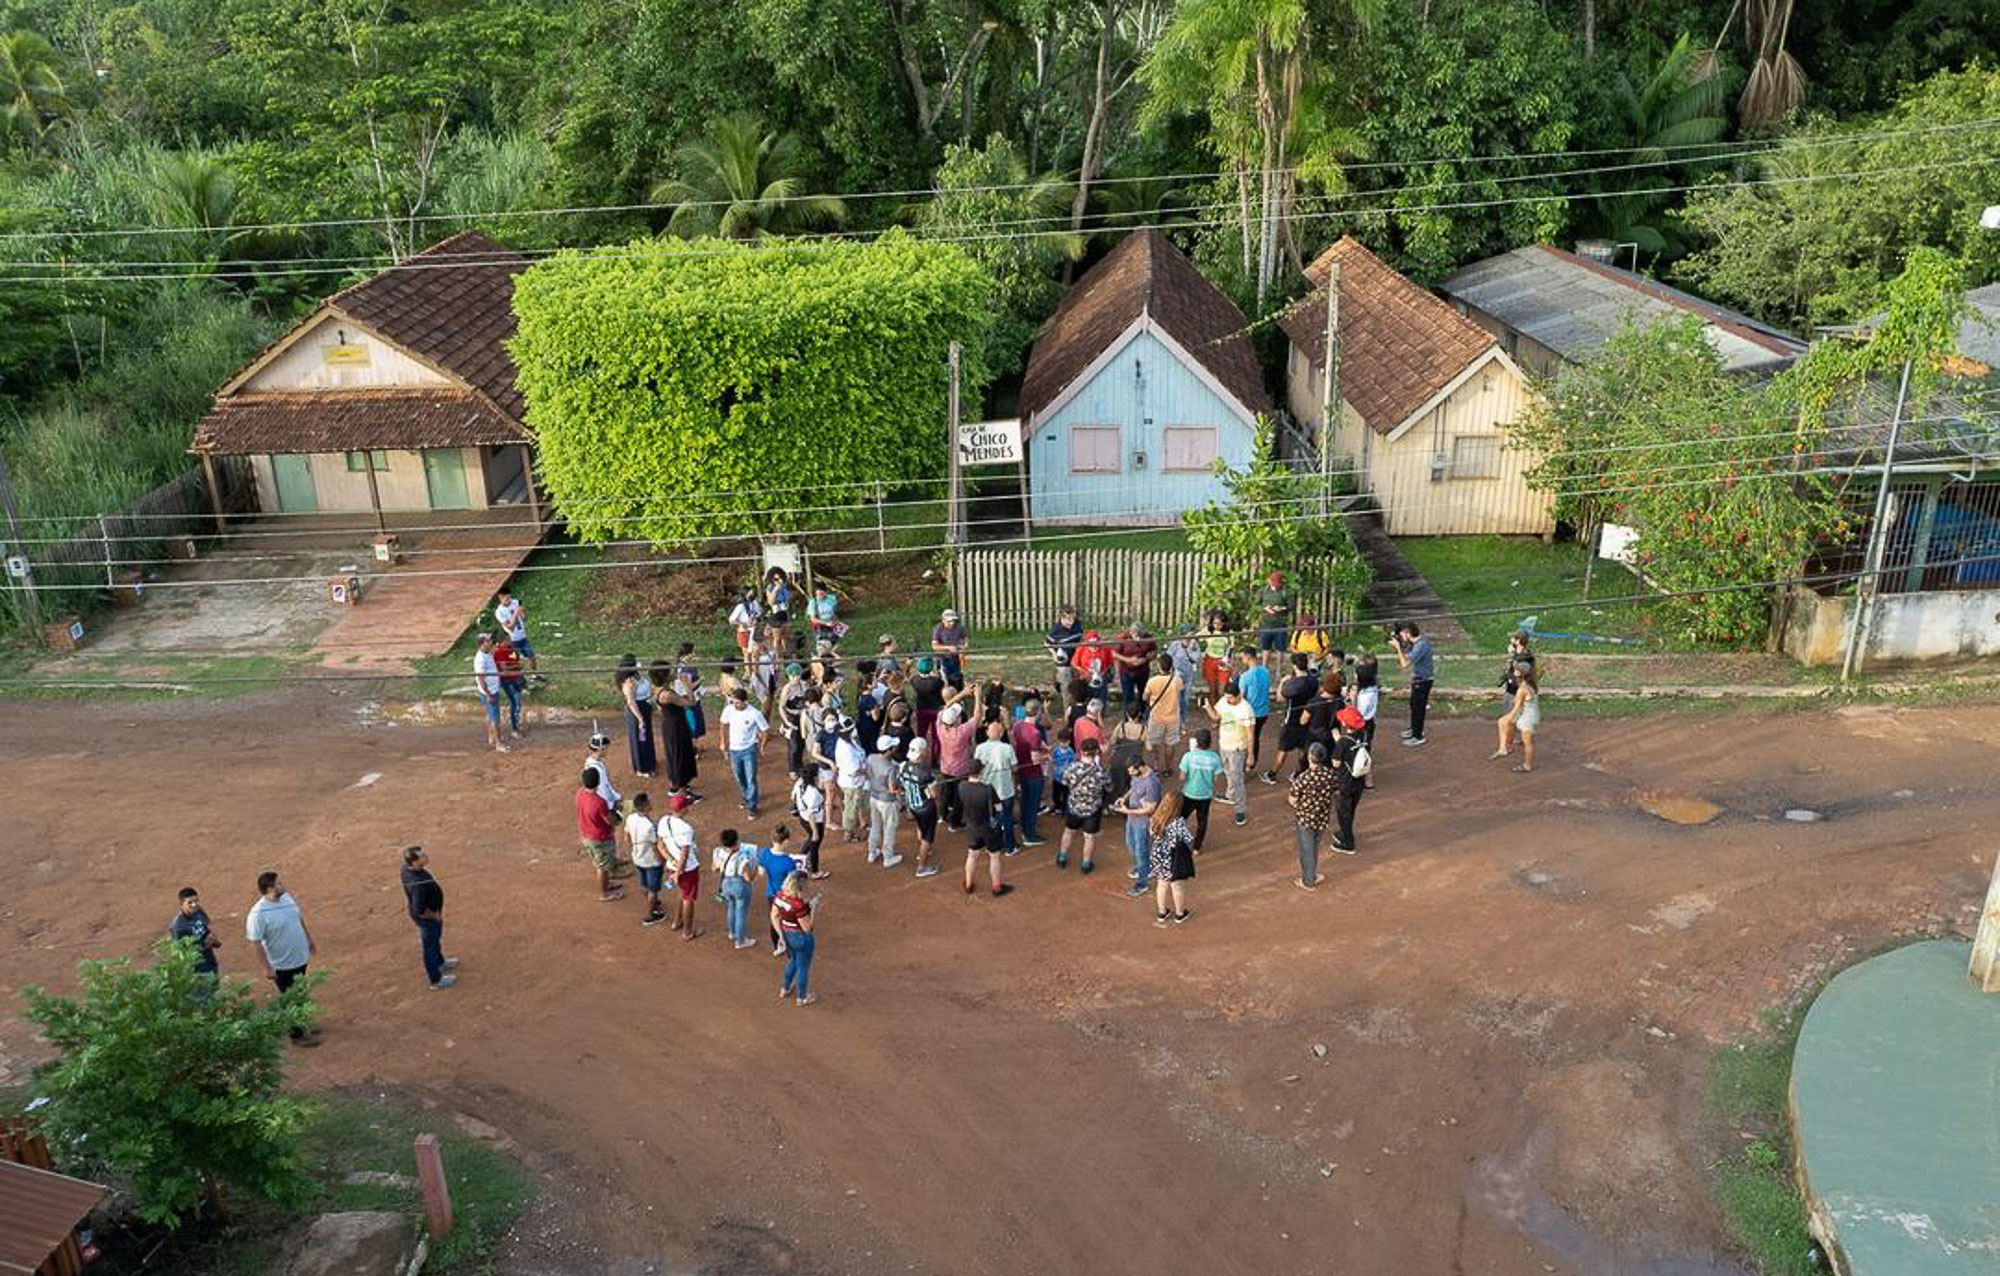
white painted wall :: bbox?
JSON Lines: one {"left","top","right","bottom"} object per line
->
{"left": 1779, "top": 585, "right": 2000, "bottom": 666}
{"left": 242, "top": 314, "right": 454, "bottom": 391}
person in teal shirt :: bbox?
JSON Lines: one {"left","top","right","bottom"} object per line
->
{"left": 1235, "top": 647, "right": 1273, "bottom": 774}
{"left": 1178, "top": 727, "right": 1222, "bottom": 851}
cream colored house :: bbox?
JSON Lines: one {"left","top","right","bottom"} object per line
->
{"left": 1279, "top": 237, "right": 1551, "bottom": 537}
{"left": 192, "top": 231, "right": 540, "bottom": 522}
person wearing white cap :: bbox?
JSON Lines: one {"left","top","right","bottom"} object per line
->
{"left": 934, "top": 686, "right": 982, "bottom": 829}
{"left": 833, "top": 715, "right": 869, "bottom": 844}
{"left": 898, "top": 737, "right": 941, "bottom": 877}
{"left": 930, "top": 608, "right": 969, "bottom": 687}
{"left": 864, "top": 738, "right": 903, "bottom": 868}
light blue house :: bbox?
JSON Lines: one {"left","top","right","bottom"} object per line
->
{"left": 1019, "top": 230, "right": 1271, "bottom": 524}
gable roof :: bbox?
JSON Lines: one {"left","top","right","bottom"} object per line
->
{"left": 1279, "top": 237, "right": 1500, "bottom": 435}
{"left": 1439, "top": 244, "right": 1806, "bottom": 374}
{"left": 192, "top": 388, "right": 529, "bottom": 456}
{"left": 1020, "top": 229, "right": 1270, "bottom": 423}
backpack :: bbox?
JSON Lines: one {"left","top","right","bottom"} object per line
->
{"left": 1348, "top": 742, "right": 1372, "bottom": 779}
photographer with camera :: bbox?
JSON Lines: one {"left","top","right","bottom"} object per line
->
{"left": 1387, "top": 620, "right": 1434, "bottom": 748}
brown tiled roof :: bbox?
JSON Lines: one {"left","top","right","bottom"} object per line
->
{"left": 323, "top": 230, "right": 529, "bottom": 419}
{"left": 192, "top": 389, "right": 530, "bottom": 455}
{"left": 1020, "top": 229, "right": 1270, "bottom": 422}
{"left": 0, "top": 1160, "right": 104, "bottom": 1275}
{"left": 1280, "top": 237, "right": 1498, "bottom": 436}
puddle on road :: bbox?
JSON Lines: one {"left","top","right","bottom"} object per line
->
{"left": 1637, "top": 792, "right": 1724, "bottom": 825}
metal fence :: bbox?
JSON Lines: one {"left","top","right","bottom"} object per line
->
{"left": 950, "top": 547, "right": 1357, "bottom": 631}
{"left": 1812, "top": 475, "right": 2000, "bottom": 595}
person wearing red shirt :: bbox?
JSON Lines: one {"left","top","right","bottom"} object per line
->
{"left": 1010, "top": 703, "right": 1049, "bottom": 847}
{"left": 492, "top": 633, "right": 526, "bottom": 742}
{"left": 771, "top": 870, "right": 817, "bottom": 1007}
{"left": 1070, "top": 631, "right": 1113, "bottom": 698}
{"left": 576, "top": 767, "right": 623, "bottom": 902}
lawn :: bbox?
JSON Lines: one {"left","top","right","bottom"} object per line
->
{"left": 1707, "top": 1010, "right": 1820, "bottom": 1276}
{"left": 1395, "top": 534, "right": 1703, "bottom": 653}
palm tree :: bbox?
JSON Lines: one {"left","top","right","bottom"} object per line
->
{"left": 0, "top": 29, "right": 70, "bottom": 147}
{"left": 1589, "top": 34, "right": 1728, "bottom": 255}
{"left": 1088, "top": 173, "right": 1190, "bottom": 243}
{"left": 145, "top": 152, "right": 246, "bottom": 267}
{"left": 650, "top": 114, "right": 847, "bottom": 241}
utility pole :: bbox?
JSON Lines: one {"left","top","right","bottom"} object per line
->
{"left": 0, "top": 451, "right": 38, "bottom": 626}
{"left": 1840, "top": 356, "right": 1912, "bottom": 685}
{"left": 946, "top": 341, "right": 963, "bottom": 548}
{"left": 1317, "top": 262, "right": 1341, "bottom": 518}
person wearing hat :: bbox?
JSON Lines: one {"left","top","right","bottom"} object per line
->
{"left": 662, "top": 791, "right": 703, "bottom": 939}
{"left": 934, "top": 689, "right": 981, "bottom": 830}
{"left": 1330, "top": 706, "right": 1370, "bottom": 853}
{"left": 876, "top": 632, "right": 903, "bottom": 677}
{"left": 864, "top": 738, "right": 904, "bottom": 868}
{"left": 930, "top": 608, "right": 969, "bottom": 687}
{"left": 908, "top": 655, "right": 947, "bottom": 748}
{"left": 584, "top": 725, "right": 624, "bottom": 815}
{"left": 898, "top": 737, "right": 941, "bottom": 877}
{"left": 833, "top": 714, "right": 870, "bottom": 844}
{"left": 720, "top": 685, "right": 770, "bottom": 815}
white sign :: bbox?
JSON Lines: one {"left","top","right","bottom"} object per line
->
{"left": 1597, "top": 522, "right": 1640, "bottom": 565}
{"left": 958, "top": 418, "right": 1022, "bottom": 466}
{"left": 761, "top": 541, "right": 803, "bottom": 580}
{"left": 4, "top": 555, "right": 27, "bottom": 579}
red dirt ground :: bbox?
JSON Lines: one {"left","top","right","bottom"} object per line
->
{"left": 1, "top": 694, "right": 1992, "bottom": 1275}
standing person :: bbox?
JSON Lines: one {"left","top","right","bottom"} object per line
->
{"left": 908, "top": 656, "right": 947, "bottom": 748}
{"left": 833, "top": 716, "right": 869, "bottom": 844}
{"left": 244, "top": 871, "right": 318, "bottom": 1045}
{"left": 958, "top": 773, "right": 1011, "bottom": 897}
{"left": 763, "top": 567, "right": 795, "bottom": 659}
{"left": 1286, "top": 744, "right": 1338, "bottom": 889}
{"left": 864, "top": 741, "right": 904, "bottom": 868}
{"left": 729, "top": 588, "right": 762, "bottom": 654}
{"left": 1071, "top": 697, "right": 1106, "bottom": 755}
{"left": 169, "top": 887, "right": 221, "bottom": 991}
{"left": 1057, "top": 737, "right": 1109, "bottom": 873}
{"left": 578, "top": 767, "right": 624, "bottom": 902}
{"left": 655, "top": 667, "right": 700, "bottom": 794}
{"left": 399, "top": 846, "right": 456, "bottom": 988}
{"left": 1177, "top": 727, "right": 1222, "bottom": 851}
{"left": 807, "top": 583, "right": 844, "bottom": 648}
{"left": 875, "top": 632, "right": 903, "bottom": 676}
{"left": 1255, "top": 571, "right": 1294, "bottom": 672}
{"left": 930, "top": 608, "right": 969, "bottom": 687}
{"left": 1290, "top": 613, "right": 1329, "bottom": 669}
{"left": 758, "top": 826, "right": 804, "bottom": 955}
{"left": 1147, "top": 788, "right": 1198, "bottom": 926}
{"left": 1498, "top": 662, "right": 1540, "bottom": 773}
{"left": 661, "top": 792, "right": 702, "bottom": 940}
{"left": 473, "top": 635, "right": 510, "bottom": 754}
{"left": 777, "top": 663, "right": 810, "bottom": 776}
{"left": 1115, "top": 758, "right": 1161, "bottom": 899}
{"left": 1236, "top": 646, "right": 1273, "bottom": 774}
{"left": 492, "top": 632, "right": 527, "bottom": 742}
{"left": 1046, "top": 725, "right": 1076, "bottom": 817}
{"left": 584, "top": 728, "right": 623, "bottom": 823}
{"left": 935, "top": 698, "right": 980, "bottom": 831}
{"left": 1492, "top": 635, "right": 1537, "bottom": 756}
{"left": 1141, "top": 654, "right": 1184, "bottom": 772}
{"left": 975, "top": 719, "right": 1021, "bottom": 855}
{"left": 1010, "top": 700, "right": 1049, "bottom": 848}
{"left": 717, "top": 829, "right": 760, "bottom": 949}
{"left": 1105, "top": 703, "right": 1148, "bottom": 800}
{"left": 1200, "top": 612, "right": 1233, "bottom": 706}
{"left": 1044, "top": 605, "right": 1084, "bottom": 713}
{"left": 899, "top": 738, "right": 942, "bottom": 878}
{"left": 676, "top": 643, "right": 708, "bottom": 751}
{"left": 1168, "top": 625, "right": 1202, "bottom": 721}
{"left": 1390, "top": 620, "right": 1435, "bottom": 747}
{"left": 1330, "top": 707, "right": 1370, "bottom": 853}
{"left": 772, "top": 871, "right": 818, "bottom": 1006}
{"left": 1113, "top": 624, "right": 1157, "bottom": 708}
{"left": 493, "top": 588, "right": 541, "bottom": 680}
{"left": 720, "top": 686, "right": 769, "bottom": 815}
{"left": 1265, "top": 653, "right": 1319, "bottom": 783}
{"left": 1208, "top": 680, "right": 1256, "bottom": 827}
{"left": 792, "top": 762, "right": 829, "bottom": 879}
{"left": 1352, "top": 653, "right": 1381, "bottom": 779}
{"left": 617, "top": 655, "right": 655, "bottom": 779}
{"left": 1070, "top": 630, "right": 1113, "bottom": 701}
{"left": 625, "top": 793, "right": 668, "bottom": 926}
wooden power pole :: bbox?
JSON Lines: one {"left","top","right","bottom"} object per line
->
{"left": 1318, "top": 263, "right": 1341, "bottom": 517}
{"left": 947, "top": 341, "right": 963, "bottom": 548}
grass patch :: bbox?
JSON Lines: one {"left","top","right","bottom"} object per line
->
{"left": 1024, "top": 524, "right": 1194, "bottom": 554}
{"left": 1708, "top": 1010, "right": 1818, "bottom": 1276}
{"left": 0, "top": 653, "right": 301, "bottom": 702}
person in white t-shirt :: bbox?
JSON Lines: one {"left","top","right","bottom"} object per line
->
{"left": 492, "top": 589, "right": 540, "bottom": 679}
{"left": 584, "top": 728, "right": 623, "bottom": 814}
{"left": 472, "top": 635, "right": 508, "bottom": 754}
{"left": 719, "top": 686, "right": 770, "bottom": 816}
{"left": 624, "top": 793, "right": 667, "bottom": 926}
{"left": 832, "top": 717, "right": 868, "bottom": 843}
{"left": 659, "top": 793, "right": 703, "bottom": 941}
{"left": 728, "top": 588, "right": 762, "bottom": 654}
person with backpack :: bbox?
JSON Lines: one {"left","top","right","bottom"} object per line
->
{"left": 1057, "top": 737, "right": 1109, "bottom": 874}
{"left": 792, "top": 762, "right": 829, "bottom": 879}
{"left": 1330, "top": 707, "right": 1370, "bottom": 853}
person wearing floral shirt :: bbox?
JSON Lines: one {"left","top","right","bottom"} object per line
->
{"left": 1286, "top": 742, "right": 1340, "bottom": 890}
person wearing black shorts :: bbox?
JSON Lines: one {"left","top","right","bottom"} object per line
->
{"left": 1057, "top": 737, "right": 1109, "bottom": 874}
{"left": 958, "top": 777, "right": 1011, "bottom": 898}
{"left": 1264, "top": 652, "right": 1320, "bottom": 782}
{"left": 899, "top": 738, "right": 942, "bottom": 879}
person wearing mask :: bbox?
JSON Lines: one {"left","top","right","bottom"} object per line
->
{"left": 1115, "top": 758, "right": 1161, "bottom": 899}
{"left": 930, "top": 608, "right": 970, "bottom": 687}
{"left": 1010, "top": 699, "right": 1050, "bottom": 848}
{"left": 1390, "top": 620, "right": 1435, "bottom": 747}
{"left": 399, "top": 846, "right": 456, "bottom": 988}
{"left": 772, "top": 871, "right": 818, "bottom": 1006}
{"left": 899, "top": 738, "right": 942, "bottom": 879}
{"left": 1177, "top": 727, "right": 1222, "bottom": 851}
{"left": 1255, "top": 570, "right": 1295, "bottom": 672}
{"left": 577, "top": 767, "right": 623, "bottom": 902}
{"left": 864, "top": 741, "right": 904, "bottom": 868}
{"left": 975, "top": 719, "right": 1021, "bottom": 855}
{"left": 792, "top": 762, "right": 829, "bottom": 880}
{"left": 1286, "top": 744, "right": 1338, "bottom": 890}
{"left": 1057, "top": 737, "right": 1109, "bottom": 874}
{"left": 245, "top": 870, "right": 319, "bottom": 1045}
{"left": 1147, "top": 788, "right": 1198, "bottom": 926}
{"left": 1235, "top": 646, "right": 1273, "bottom": 775}
{"left": 1330, "top": 707, "right": 1371, "bottom": 853}
{"left": 169, "top": 886, "right": 222, "bottom": 995}
{"left": 1208, "top": 678, "right": 1257, "bottom": 827}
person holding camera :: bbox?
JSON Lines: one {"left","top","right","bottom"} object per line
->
{"left": 1388, "top": 620, "right": 1434, "bottom": 747}
{"left": 1045, "top": 605, "right": 1084, "bottom": 713}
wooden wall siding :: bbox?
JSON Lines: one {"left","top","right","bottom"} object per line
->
{"left": 252, "top": 446, "right": 490, "bottom": 513}
{"left": 1030, "top": 328, "right": 1258, "bottom": 524}
{"left": 244, "top": 314, "right": 456, "bottom": 392}
{"left": 952, "top": 549, "right": 1356, "bottom": 631}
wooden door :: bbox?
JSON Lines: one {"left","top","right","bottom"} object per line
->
{"left": 271, "top": 454, "right": 317, "bottom": 512}
{"left": 422, "top": 448, "right": 470, "bottom": 509}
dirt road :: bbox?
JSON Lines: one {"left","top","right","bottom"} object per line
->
{"left": 1, "top": 693, "right": 1991, "bottom": 1275}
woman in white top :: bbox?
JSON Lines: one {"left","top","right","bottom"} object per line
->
{"left": 1499, "top": 662, "right": 1540, "bottom": 773}
{"left": 793, "top": 761, "right": 829, "bottom": 879}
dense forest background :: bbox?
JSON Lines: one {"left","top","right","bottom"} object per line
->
{"left": 1, "top": 0, "right": 1997, "bottom": 522}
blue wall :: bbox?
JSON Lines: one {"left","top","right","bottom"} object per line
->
{"left": 1029, "top": 327, "right": 1257, "bottom": 523}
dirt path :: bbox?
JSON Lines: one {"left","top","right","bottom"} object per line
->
{"left": 1, "top": 693, "right": 1991, "bottom": 1275}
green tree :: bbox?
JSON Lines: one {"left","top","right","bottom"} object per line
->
{"left": 1181, "top": 421, "right": 1370, "bottom": 620}
{"left": 1582, "top": 32, "right": 1728, "bottom": 257}
{"left": 21, "top": 941, "right": 317, "bottom": 1226}
{"left": 651, "top": 112, "right": 848, "bottom": 240}
{"left": 0, "top": 28, "right": 69, "bottom": 146}
{"left": 913, "top": 134, "right": 1077, "bottom": 376}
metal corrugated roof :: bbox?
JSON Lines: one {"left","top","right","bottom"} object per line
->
{"left": 0, "top": 1160, "right": 104, "bottom": 1274}
{"left": 1441, "top": 245, "right": 1807, "bottom": 374}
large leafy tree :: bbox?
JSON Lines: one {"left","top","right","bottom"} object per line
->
{"left": 1581, "top": 32, "right": 1729, "bottom": 258}
{"left": 652, "top": 113, "right": 848, "bottom": 240}
{"left": 0, "top": 27, "right": 69, "bottom": 146}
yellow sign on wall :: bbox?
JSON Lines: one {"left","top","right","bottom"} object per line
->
{"left": 323, "top": 343, "right": 372, "bottom": 367}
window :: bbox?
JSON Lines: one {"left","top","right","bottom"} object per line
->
{"left": 345, "top": 450, "right": 390, "bottom": 472}
{"left": 1450, "top": 436, "right": 1500, "bottom": 480}
{"left": 1069, "top": 425, "right": 1121, "bottom": 473}
{"left": 1161, "top": 426, "right": 1220, "bottom": 473}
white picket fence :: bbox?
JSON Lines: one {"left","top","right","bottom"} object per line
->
{"left": 950, "top": 548, "right": 1356, "bottom": 631}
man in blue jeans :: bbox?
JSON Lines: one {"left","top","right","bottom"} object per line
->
{"left": 1115, "top": 759, "right": 1161, "bottom": 898}
{"left": 720, "top": 686, "right": 770, "bottom": 815}
{"left": 399, "top": 847, "right": 457, "bottom": 989}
